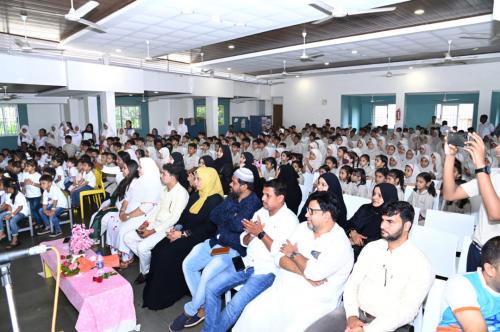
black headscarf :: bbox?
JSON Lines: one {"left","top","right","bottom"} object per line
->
{"left": 347, "top": 182, "right": 398, "bottom": 260}
{"left": 277, "top": 164, "right": 302, "bottom": 214}
{"left": 242, "top": 152, "right": 263, "bottom": 199}
{"left": 170, "top": 152, "right": 189, "bottom": 190}
{"left": 171, "top": 152, "right": 185, "bottom": 168}
{"left": 214, "top": 145, "right": 233, "bottom": 194}
{"left": 298, "top": 172, "right": 347, "bottom": 226}
{"left": 199, "top": 155, "right": 215, "bottom": 168}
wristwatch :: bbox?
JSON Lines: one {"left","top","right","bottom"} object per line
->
{"left": 257, "top": 231, "right": 266, "bottom": 240}
{"left": 475, "top": 166, "right": 491, "bottom": 175}
{"left": 290, "top": 251, "right": 298, "bottom": 259}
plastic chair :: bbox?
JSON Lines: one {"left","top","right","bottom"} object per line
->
{"left": 410, "top": 226, "right": 459, "bottom": 278}
{"left": 5, "top": 202, "right": 33, "bottom": 241}
{"left": 421, "top": 279, "right": 447, "bottom": 332}
{"left": 432, "top": 190, "right": 441, "bottom": 210}
{"left": 457, "top": 235, "right": 473, "bottom": 274}
{"left": 79, "top": 169, "right": 106, "bottom": 221}
{"left": 343, "top": 194, "right": 371, "bottom": 220}
{"left": 413, "top": 207, "right": 420, "bottom": 225}
{"left": 425, "top": 209, "right": 475, "bottom": 251}
{"left": 404, "top": 186, "right": 414, "bottom": 201}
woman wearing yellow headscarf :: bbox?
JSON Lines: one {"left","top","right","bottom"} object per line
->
{"left": 143, "top": 167, "right": 224, "bottom": 310}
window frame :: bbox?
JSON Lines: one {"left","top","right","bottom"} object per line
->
{"left": 372, "top": 103, "right": 396, "bottom": 129}
{"left": 435, "top": 102, "right": 474, "bottom": 131}
{"left": 115, "top": 105, "right": 142, "bottom": 129}
{"left": 0, "top": 104, "right": 20, "bottom": 137}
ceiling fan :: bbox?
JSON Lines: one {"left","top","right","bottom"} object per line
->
{"left": 309, "top": 0, "right": 406, "bottom": 25}
{"left": 1, "top": 86, "right": 20, "bottom": 101}
{"left": 299, "top": 30, "right": 324, "bottom": 62}
{"left": 369, "top": 95, "right": 385, "bottom": 103}
{"left": 12, "top": 13, "right": 65, "bottom": 53}
{"left": 434, "top": 93, "right": 459, "bottom": 103}
{"left": 198, "top": 52, "right": 215, "bottom": 76}
{"left": 17, "top": 0, "right": 105, "bottom": 33}
{"left": 374, "top": 57, "right": 406, "bottom": 78}
{"left": 143, "top": 40, "right": 163, "bottom": 62}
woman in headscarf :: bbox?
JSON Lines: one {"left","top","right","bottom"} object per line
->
{"left": 70, "top": 123, "right": 82, "bottom": 147}
{"left": 356, "top": 138, "right": 368, "bottom": 154}
{"left": 118, "top": 128, "right": 128, "bottom": 144}
{"left": 304, "top": 148, "right": 323, "bottom": 174}
{"left": 169, "top": 152, "right": 190, "bottom": 190}
{"left": 198, "top": 155, "right": 215, "bottom": 168}
{"left": 430, "top": 152, "right": 443, "bottom": 180}
{"left": 297, "top": 172, "right": 347, "bottom": 227}
{"left": 365, "top": 138, "right": 379, "bottom": 160}
{"left": 17, "top": 125, "right": 33, "bottom": 146}
{"left": 276, "top": 164, "right": 302, "bottom": 214}
{"left": 143, "top": 167, "right": 224, "bottom": 310}
{"left": 214, "top": 144, "right": 234, "bottom": 194}
{"left": 100, "top": 122, "right": 116, "bottom": 143}
{"left": 240, "top": 152, "right": 263, "bottom": 199}
{"left": 89, "top": 159, "right": 138, "bottom": 242}
{"left": 82, "top": 123, "right": 96, "bottom": 143}
{"left": 105, "top": 157, "right": 162, "bottom": 268}
{"left": 345, "top": 183, "right": 399, "bottom": 260}
{"left": 405, "top": 148, "right": 417, "bottom": 166}
{"left": 417, "top": 155, "right": 433, "bottom": 174}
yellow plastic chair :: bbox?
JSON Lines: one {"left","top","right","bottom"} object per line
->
{"left": 78, "top": 169, "right": 106, "bottom": 221}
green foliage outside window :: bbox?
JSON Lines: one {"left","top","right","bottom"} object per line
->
{"left": 115, "top": 105, "right": 142, "bottom": 129}
{"left": 195, "top": 105, "right": 225, "bottom": 125}
{"left": 0, "top": 104, "right": 19, "bottom": 136}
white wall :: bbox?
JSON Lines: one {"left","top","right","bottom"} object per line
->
{"left": 148, "top": 98, "right": 194, "bottom": 134}
{"left": 230, "top": 100, "right": 260, "bottom": 117}
{"left": 27, "top": 104, "right": 64, "bottom": 131}
{"left": 276, "top": 61, "right": 500, "bottom": 128}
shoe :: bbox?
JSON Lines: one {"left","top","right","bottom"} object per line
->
{"left": 37, "top": 227, "right": 51, "bottom": 235}
{"left": 184, "top": 310, "right": 205, "bottom": 328}
{"left": 169, "top": 313, "right": 190, "bottom": 332}
{"left": 49, "top": 230, "right": 63, "bottom": 238}
{"left": 5, "top": 241, "right": 20, "bottom": 250}
{"left": 134, "top": 273, "right": 147, "bottom": 285}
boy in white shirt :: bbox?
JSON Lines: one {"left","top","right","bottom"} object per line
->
{"left": 0, "top": 178, "right": 29, "bottom": 248}
{"left": 70, "top": 159, "right": 96, "bottom": 208}
{"left": 64, "top": 158, "right": 78, "bottom": 190}
{"left": 51, "top": 156, "right": 65, "bottom": 190}
{"left": 38, "top": 174, "right": 69, "bottom": 237}
{"left": 22, "top": 160, "right": 42, "bottom": 229}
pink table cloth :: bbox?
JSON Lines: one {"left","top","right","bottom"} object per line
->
{"left": 40, "top": 239, "right": 136, "bottom": 332}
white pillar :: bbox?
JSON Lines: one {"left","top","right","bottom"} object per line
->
{"left": 66, "top": 97, "right": 79, "bottom": 123}
{"left": 84, "top": 96, "right": 99, "bottom": 137}
{"left": 395, "top": 91, "right": 406, "bottom": 128}
{"left": 205, "top": 96, "right": 219, "bottom": 137}
{"left": 264, "top": 100, "right": 273, "bottom": 116}
{"left": 99, "top": 91, "right": 116, "bottom": 130}
{"left": 477, "top": 88, "right": 492, "bottom": 128}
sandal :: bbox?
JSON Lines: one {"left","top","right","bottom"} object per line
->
{"left": 0, "top": 234, "right": 6, "bottom": 242}
{"left": 6, "top": 241, "right": 20, "bottom": 250}
{"left": 118, "top": 258, "right": 134, "bottom": 270}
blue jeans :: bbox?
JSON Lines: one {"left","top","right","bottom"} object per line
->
{"left": 182, "top": 239, "right": 238, "bottom": 316}
{"left": 71, "top": 185, "right": 93, "bottom": 207}
{"left": 0, "top": 212, "right": 26, "bottom": 236}
{"left": 39, "top": 205, "right": 65, "bottom": 232}
{"left": 202, "top": 266, "right": 275, "bottom": 332}
{"left": 27, "top": 197, "right": 42, "bottom": 224}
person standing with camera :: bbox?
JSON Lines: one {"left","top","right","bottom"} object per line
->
{"left": 443, "top": 132, "right": 500, "bottom": 271}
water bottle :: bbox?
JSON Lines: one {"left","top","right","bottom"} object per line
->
{"left": 96, "top": 251, "right": 104, "bottom": 277}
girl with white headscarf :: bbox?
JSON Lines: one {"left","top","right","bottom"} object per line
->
{"left": 71, "top": 123, "right": 82, "bottom": 147}
{"left": 430, "top": 152, "right": 443, "bottom": 180}
{"left": 105, "top": 157, "right": 162, "bottom": 267}
{"left": 356, "top": 138, "right": 368, "bottom": 154}
{"left": 417, "top": 155, "right": 433, "bottom": 173}
{"left": 366, "top": 138, "right": 379, "bottom": 160}
{"left": 118, "top": 128, "right": 128, "bottom": 144}
{"left": 404, "top": 164, "right": 417, "bottom": 186}
{"left": 101, "top": 122, "right": 116, "bottom": 140}
{"left": 17, "top": 125, "right": 33, "bottom": 146}
{"left": 304, "top": 148, "right": 323, "bottom": 173}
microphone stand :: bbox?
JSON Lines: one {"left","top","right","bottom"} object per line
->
{"left": 0, "top": 263, "right": 20, "bottom": 332}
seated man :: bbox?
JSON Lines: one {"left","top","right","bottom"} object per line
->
{"left": 438, "top": 236, "right": 500, "bottom": 332}
{"left": 169, "top": 168, "right": 262, "bottom": 331}
{"left": 234, "top": 191, "right": 354, "bottom": 331}
{"left": 124, "top": 164, "right": 189, "bottom": 284}
{"left": 201, "top": 179, "right": 298, "bottom": 332}
{"left": 307, "top": 201, "right": 434, "bottom": 332}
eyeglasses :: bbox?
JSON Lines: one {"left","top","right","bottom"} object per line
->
{"left": 306, "top": 207, "right": 323, "bottom": 214}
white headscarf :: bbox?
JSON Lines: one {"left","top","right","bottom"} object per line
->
{"left": 102, "top": 122, "right": 116, "bottom": 138}
{"left": 356, "top": 138, "right": 368, "bottom": 154}
{"left": 417, "top": 155, "right": 433, "bottom": 173}
{"left": 405, "top": 163, "right": 417, "bottom": 185}
{"left": 71, "top": 123, "right": 82, "bottom": 146}
{"left": 309, "top": 148, "right": 323, "bottom": 172}
{"left": 18, "top": 125, "right": 33, "bottom": 146}
{"left": 431, "top": 152, "right": 443, "bottom": 178}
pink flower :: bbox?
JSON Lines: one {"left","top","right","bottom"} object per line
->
{"left": 69, "top": 262, "right": 78, "bottom": 270}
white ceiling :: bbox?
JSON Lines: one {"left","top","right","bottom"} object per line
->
{"left": 202, "top": 20, "right": 496, "bottom": 75}
{"left": 63, "top": 0, "right": 328, "bottom": 58}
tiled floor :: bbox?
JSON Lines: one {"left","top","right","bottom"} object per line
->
{"left": 0, "top": 227, "right": 203, "bottom": 332}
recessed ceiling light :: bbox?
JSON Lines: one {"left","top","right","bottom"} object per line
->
{"left": 414, "top": 9, "right": 425, "bottom": 15}
{"left": 228, "top": 44, "right": 235, "bottom": 49}
{"left": 409, "top": 66, "right": 414, "bottom": 70}
{"left": 128, "top": 94, "right": 133, "bottom": 96}
{"left": 115, "top": 49, "right": 122, "bottom": 53}
{"left": 473, "top": 47, "right": 479, "bottom": 51}
{"left": 227, "top": 67, "right": 232, "bottom": 70}
{"left": 295, "top": 75, "right": 300, "bottom": 78}
{"left": 351, "top": 50, "right": 358, "bottom": 55}
{"left": 154, "top": 91, "right": 159, "bottom": 94}
{"left": 324, "top": 62, "right": 330, "bottom": 66}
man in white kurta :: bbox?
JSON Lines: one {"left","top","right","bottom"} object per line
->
{"left": 233, "top": 191, "right": 354, "bottom": 332}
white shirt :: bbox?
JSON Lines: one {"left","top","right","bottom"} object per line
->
{"left": 23, "top": 171, "right": 41, "bottom": 198}
{"left": 150, "top": 182, "right": 190, "bottom": 234}
{"left": 83, "top": 170, "right": 96, "bottom": 188}
{"left": 42, "top": 184, "right": 68, "bottom": 209}
{"left": 55, "top": 166, "right": 65, "bottom": 190}
{"left": 35, "top": 136, "right": 47, "bottom": 148}
{"left": 177, "top": 124, "right": 188, "bottom": 137}
{"left": 6, "top": 192, "right": 29, "bottom": 216}
{"left": 343, "top": 239, "right": 434, "bottom": 332}
{"left": 478, "top": 122, "right": 495, "bottom": 138}
{"left": 240, "top": 205, "right": 298, "bottom": 275}
{"left": 184, "top": 153, "right": 199, "bottom": 171}
{"left": 461, "top": 173, "right": 500, "bottom": 246}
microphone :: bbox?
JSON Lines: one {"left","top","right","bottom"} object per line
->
{"left": 0, "top": 245, "right": 50, "bottom": 265}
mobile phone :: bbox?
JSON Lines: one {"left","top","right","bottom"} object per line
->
{"left": 447, "top": 133, "right": 468, "bottom": 147}
{"left": 63, "top": 237, "right": 71, "bottom": 243}
{"left": 232, "top": 256, "right": 245, "bottom": 272}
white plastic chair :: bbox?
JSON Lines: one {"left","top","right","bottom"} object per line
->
{"left": 299, "top": 184, "right": 308, "bottom": 202}
{"left": 303, "top": 172, "right": 315, "bottom": 198}
{"left": 343, "top": 194, "right": 371, "bottom": 220}
{"left": 425, "top": 210, "right": 475, "bottom": 251}
{"left": 457, "top": 235, "right": 473, "bottom": 274}
{"left": 404, "top": 186, "right": 414, "bottom": 201}
{"left": 432, "top": 190, "right": 441, "bottom": 210}
{"left": 5, "top": 201, "right": 33, "bottom": 241}
{"left": 421, "top": 279, "right": 447, "bottom": 332}
{"left": 410, "top": 226, "right": 459, "bottom": 278}
{"left": 413, "top": 207, "right": 420, "bottom": 225}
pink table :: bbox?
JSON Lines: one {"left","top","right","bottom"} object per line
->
{"left": 40, "top": 239, "right": 137, "bottom": 332}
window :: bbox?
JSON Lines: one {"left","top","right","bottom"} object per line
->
{"left": 435, "top": 103, "right": 474, "bottom": 131}
{"left": 195, "top": 105, "right": 225, "bottom": 126}
{"left": 0, "top": 104, "right": 19, "bottom": 136}
{"left": 373, "top": 104, "right": 396, "bottom": 129}
{"left": 115, "top": 105, "right": 142, "bottom": 129}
